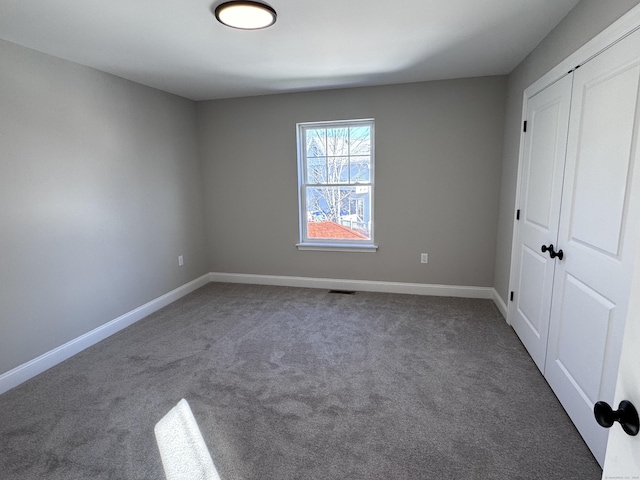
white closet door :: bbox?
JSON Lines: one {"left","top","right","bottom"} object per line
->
{"left": 511, "top": 75, "right": 572, "bottom": 371}
{"left": 602, "top": 250, "right": 640, "bottom": 480}
{"left": 544, "top": 27, "right": 640, "bottom": 466}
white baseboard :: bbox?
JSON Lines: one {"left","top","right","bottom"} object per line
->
{"left": 492, "top": 290, "right": 508, "bottom": 320}
{"left": 1, "top": 272, "right": 506, "bottom": 396}
{"left": 210, "top": 272, "right": 500, "bottom": 302}
{"left": 0, "top": 274, "right": 210, "bottom": 396}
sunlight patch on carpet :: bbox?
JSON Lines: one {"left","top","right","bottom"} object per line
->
{"left": 155, "top": 399, "right": 221, "bottom": 480}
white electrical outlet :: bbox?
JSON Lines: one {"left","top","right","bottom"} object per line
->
{"left": 178, "top": 255, "right": 184, "bottom": 267}
{"left": 420, "top": 253, "right": 428, "bottom": 264}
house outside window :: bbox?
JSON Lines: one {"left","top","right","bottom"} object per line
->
{"left": 297, "top": 119, "right": 377, "bottom": 252}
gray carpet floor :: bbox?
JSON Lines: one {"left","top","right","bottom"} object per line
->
{"left": 0, "top": 283, "right": 601, "bottom": 479}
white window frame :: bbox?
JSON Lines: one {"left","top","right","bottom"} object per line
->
{"left": 296, "top": 118, "right": 377, "bottom": 252}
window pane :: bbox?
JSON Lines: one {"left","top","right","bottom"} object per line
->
{"left": 327, "top": 128, "right": 349, "bottom": 156}
{"left": 306, "top": 129, "right": 326, "bottom": 158}
{"left": 350, "top": 156, "right": 370, "bottom": 183}
{"left": 307, "top": 157, "right": 327, "bottom": 184}
{"left": 306, "top": 186, "right": 371, "bottom": 240}
{"left": 328, "top": 157, "right": 349, "bottom": 183}
{"left": 349, "top": 126, "right": 371, "bottom": 155}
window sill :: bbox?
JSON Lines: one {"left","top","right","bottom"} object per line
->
{"left": 296, "top": 243, "right": 378, "bottom": 253}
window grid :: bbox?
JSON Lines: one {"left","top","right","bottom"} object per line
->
{"left": 297, "top": 119, "right": 375, "bottom": 248}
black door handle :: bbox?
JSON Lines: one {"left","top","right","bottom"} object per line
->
{"left": 594, "top": 400, "right": 639, "bottom": 436}
{"left": 541, "top": 244, "right": 564, "bottom": 260}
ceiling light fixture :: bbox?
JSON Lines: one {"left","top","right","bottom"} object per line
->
{"left": 215, "top": 1, "right": 277, "bottom": 30}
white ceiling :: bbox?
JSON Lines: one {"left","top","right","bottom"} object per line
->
{"left": 0, "top": 0, "right": 581, "bottom": 101}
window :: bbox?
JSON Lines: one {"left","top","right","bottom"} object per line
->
{"left": 297, "top": 119, "right": 376, "bottom": 251}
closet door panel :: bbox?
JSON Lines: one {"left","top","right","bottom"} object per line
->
{"left": 511, "top": 75, "right": 573, "bottom": 372}
{"left": 551, "top": 273, "right": 614, "bottom": 404}
{"left": 570, "top": 64, "right": 639, "bottom": 256}
{"left": 517, "top": 246, "right": 548, "bottom": 336}
{"left": 545, "top": 27, "right": 640, "bottom": 466}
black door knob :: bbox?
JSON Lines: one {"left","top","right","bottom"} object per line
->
{"left": 541, "top": 244, "right": 564, "bottom": 260}
{"left": 594, "top": 400, "right": 639, "bottom": 436}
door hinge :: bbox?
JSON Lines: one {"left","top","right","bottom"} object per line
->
{"left": 516, "top": 209, "right": 520, "bottom": 220}
{"left": 510, "top": 291, "right": 514, "bottom": 302}
{"left": 523, "top": 121, "right": 527, "bottom": 132}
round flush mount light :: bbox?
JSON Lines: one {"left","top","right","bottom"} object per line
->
{"left": 215, "top": 1, "right": 277, "bottom": 30}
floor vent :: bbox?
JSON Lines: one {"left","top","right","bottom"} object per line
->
{"left": 328, "top": 289, "right": 356, "bottom": 295}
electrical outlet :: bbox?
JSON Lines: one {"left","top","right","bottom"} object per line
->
{"left": 178, "top": 255, "right": 184, "bottom": 267}
{"left": 421, "top": 253, "right": 428, "bottom": 264}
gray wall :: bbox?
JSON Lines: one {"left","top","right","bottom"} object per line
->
{"left": 198, "top": 77, "right": 507, "bottom": 286}
{"left": 0, "top": 40, "right": 208, "bottom": 375}
{"left": 493, "top": 0, "right": 640, "bottom": 303}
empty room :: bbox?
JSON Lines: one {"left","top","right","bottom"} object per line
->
{"left": 2, "top": 0, "right": 640, "bottom": 478}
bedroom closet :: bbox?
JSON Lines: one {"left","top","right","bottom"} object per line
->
{"left": 509, "top": 26, "right": 640, "bottom": 466}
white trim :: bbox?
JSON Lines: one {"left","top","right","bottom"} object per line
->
{"left": 492, "top": 290, "right": 508, "bottom": 320}
{"left": 297, "top": 118, "right": 376, "bottom": 249}
{"left": 296, "top": 243, "right": 378, "bottom": 252}
{"left": 506, "top": 87, "right": 531, "bottom": 327}
{"left": 0, "top": 274, "right": 210, "bottom": 395}
{"left": 507, "top": 3, "right": 640, "bottom": 327}
{"left": 210, "top": 271, "right": 499, "bottom": 301}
